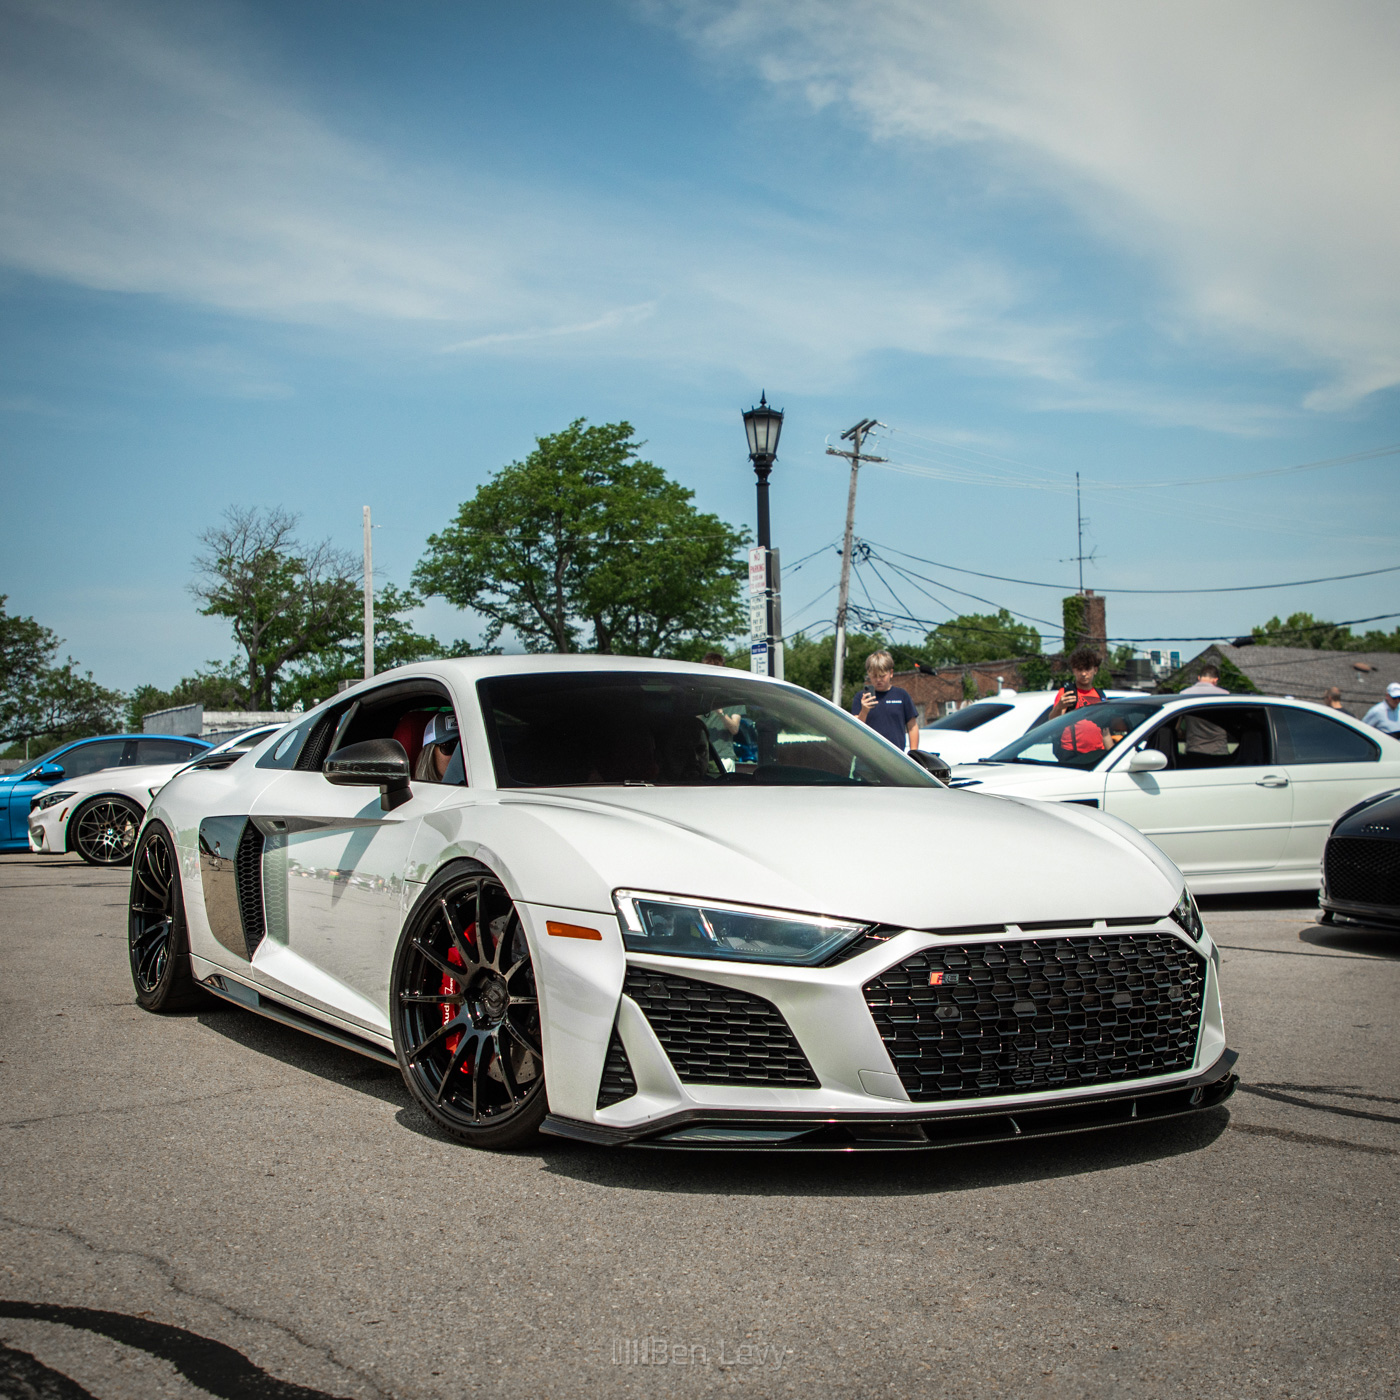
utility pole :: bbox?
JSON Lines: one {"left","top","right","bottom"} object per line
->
{"left": 363, "top": 506, "right": 374, "bottom": 680}
{"left": 1076, "top": 471, "right": 1084, "bottom": 594}
{"left": 826, "top": 419, "right": 885, "bottom": 704}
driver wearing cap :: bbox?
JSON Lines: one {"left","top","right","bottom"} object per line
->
{"left": 1363, "top": 682, "right": 1400, "bottom": 737}
{"left": 415, "top": 712, "right": 461, "bottom": 782}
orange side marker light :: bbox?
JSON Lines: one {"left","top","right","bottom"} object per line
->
{"left": 546, "top": 921, "right": 603, "bottom": 941}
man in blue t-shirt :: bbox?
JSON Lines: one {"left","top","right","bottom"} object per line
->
{"left": 852, "top": 650, "right": 920, "bottom": 751}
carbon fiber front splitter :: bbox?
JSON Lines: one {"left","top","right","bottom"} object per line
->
{"left": 542, "top": 1049, "right": 1239, "bottom": 1150}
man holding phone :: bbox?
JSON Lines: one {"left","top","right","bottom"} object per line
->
{"left": 1049, "top": 647, "right": 1120, "bottom": 759}
{"left": 852, "top": 650, "right": 920, "bottom": 752}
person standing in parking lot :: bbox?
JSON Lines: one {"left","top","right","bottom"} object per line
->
{"left": 853, "top": 650, "right": 920, "bottom": 752}
{"left": 1049, "top": 647, "right": 1117, "bottom": 758}
{"left": 1363, "top": 683, "right": 1400, "bottom": 736}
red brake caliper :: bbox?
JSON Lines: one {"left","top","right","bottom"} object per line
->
{"left": 441, "top": 923, "right": 476, "bottom": 1063}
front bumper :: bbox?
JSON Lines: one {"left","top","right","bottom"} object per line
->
{"left": 544, "top": 1048, "right": 1239, "bottom": 1149}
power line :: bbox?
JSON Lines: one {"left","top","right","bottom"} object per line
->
{"left": 869, "top": 542, "right": 1400, "bottom": 595}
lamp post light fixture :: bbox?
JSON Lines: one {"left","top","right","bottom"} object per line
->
{"left": 742, "top": 391, "right": 784, "bottom": 550}
{"left": 742, "top": 392, "right": 785, "bottom": 677}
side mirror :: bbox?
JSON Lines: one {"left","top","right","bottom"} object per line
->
{"left": 31, "top": 763, "right": 65, "bottom": 783}
{"left": 324, "top": 739, "right": 412, "bottom": 811}
{"left": 1127, "top": 748, "right": 1169, "bottom": 773}
{"left": 908, "top": 749, "right": 952, "bottom": 784}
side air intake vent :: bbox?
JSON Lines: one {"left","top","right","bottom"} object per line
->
{"left": 234, "top": 821, "right": 266, "bottom": 957}
{"left": 597, "top": 1027, "right": 638, "bottom": 1107}
{"left": 624, "top": 968, "right": 818, "bottom": 1087}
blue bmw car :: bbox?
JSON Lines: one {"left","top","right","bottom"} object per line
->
{"left": 1, "top": 734, "right": 211, "bottom": 853}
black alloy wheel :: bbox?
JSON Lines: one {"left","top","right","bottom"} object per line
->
{"left": 72, "top": 795, "right": 144, "bottom": 867}
{"left": 128, "top": 823, "right": 205, "bottom": 1012}
{"left": 391, "top": 863, "right": 547, "bottom": 1149}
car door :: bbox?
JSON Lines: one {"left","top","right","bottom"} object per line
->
{"left": 245, "top": 683, "right": 470, "bottom": 1036}
{"left": 1272, "top": 704, "right": 1391, "bottom": 879}
{"left": 1102, "top": 705, "right": 1293, "bottom": 880}
{"left": 5, "top": 739, "right": 129, "bottom": 842}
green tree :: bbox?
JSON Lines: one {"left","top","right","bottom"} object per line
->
{"left": 276, "top": 584, "right": 453, "bottom": 709}
{"left": 780, "top": 630, "right": 895, "bottom": 705}
{"left": 415, "top": 420, "right": 749, "bottom": 656}
{"left": 0, "top": 596, "right": 123, "bottom": 748}
{"left": 924, "top": 609, "right": 1041, "bottom": 667}
{"left": 192, "top": 507, "right": 362, "bottom": 708}
{"left": 125, "top": 668, "right": 249, "bottom": 732}
{"left": 1252, "top": 612, "right": 1400, "bottom": 651}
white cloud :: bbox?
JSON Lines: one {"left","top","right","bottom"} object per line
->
{"left": 0, "top": 0, "right": 1089, "bottom": 393}
{"left": 661, "top": 0, "right": 1400, "bottom": 409}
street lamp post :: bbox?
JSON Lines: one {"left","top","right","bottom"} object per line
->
{"left": 742, "top": 393, "right": 784, "bottom": 677}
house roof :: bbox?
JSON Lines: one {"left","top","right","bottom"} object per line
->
{"left": 1184, "top": 643, "right": 1399, "bottom": 714}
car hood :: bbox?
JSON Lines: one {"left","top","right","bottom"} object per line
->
{"left": 490, "top": 784, "right": 1177, "bottom": 927}
{"left": 47, "top": 762, "right": 189, "bottom": 800}
{"left": 948, "top": 761, "right": 1103, "bottom": 795}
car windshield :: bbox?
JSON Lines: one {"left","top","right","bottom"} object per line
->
{"left": 478, "top": 672, "right": 941, "bottom": 788}
{"left": 925, "top": 702, "right": 1014, "bottom": 733}
{"left": 986, "top": 697, "right": 1170, "bottom": 770}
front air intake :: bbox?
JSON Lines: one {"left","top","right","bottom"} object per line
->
{"left": 624, "top": 968, "right": 818, "bottom": 1088}
{"left": 864, "top": 933, "right": 1205, "bottom": 1102}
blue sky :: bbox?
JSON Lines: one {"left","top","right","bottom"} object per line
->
{"left": 2, "top": 0, "right": 1398, "bottom": 691}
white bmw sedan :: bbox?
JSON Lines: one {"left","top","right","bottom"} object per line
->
{"left": 918, "top": 689, "right": 1137, "bottom": 766}
{"left": 949, "top": 694, "right": 1400, "bottom": 895}
{"left": 130, "top": 657, "right": 1235, "bottom": 1152}
{"left": 30, "top": 727, "right": 283, "bottom": 866}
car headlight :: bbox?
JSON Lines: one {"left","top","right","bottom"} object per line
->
{"left": 1170, "top": 887, "right": 1206, "bottom": 944}
{"left": 30, "top": 790, "right": 75, "bottom": 812}
{"left": 613, "top": 890, "right": 869, "bottom": 966}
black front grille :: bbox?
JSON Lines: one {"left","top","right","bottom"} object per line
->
{"left": 864, "top": 933, "right": 1205, "bottom": 1102}
{"left": 597, "top": 1027, "right": 638, "bottom": 1107}
{"left": 1326, "top": 837, "right": 1400, "bottom": 907}
{"left": 624, "top": 968, "right": 818, "bottom": 1087}
{"left": 234, "top": 821, "right": 266, "bottom": 957}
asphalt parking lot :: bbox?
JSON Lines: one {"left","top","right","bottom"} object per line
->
{"left": 0, "top": 853, "right": 1396, "bottom": 1400}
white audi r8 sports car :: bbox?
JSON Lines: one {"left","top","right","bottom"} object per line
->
{"left": 31, "top": 726, "right": 284, "bottom": 866}
{"left": 129, "top": 657, "right": 1236, "bottom": 1152}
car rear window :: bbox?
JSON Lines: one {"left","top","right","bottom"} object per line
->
{"left": 925, "top": 703, "right": 1014, "bottom": 733}
{"left": 1273, "top": 708, "right": 1379, "bottom": 765}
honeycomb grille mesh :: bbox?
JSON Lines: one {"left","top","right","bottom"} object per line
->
{"left": 624, "top": 968, "right": 818, "bottom": 1087}
{"left": 864, "top": 933, "right": 1204, "bottom": 1102}
{"left": 234, "top": 821, "right": 266, "bottom": 957}
{"left": 1326, "top": 838, "right": 1400, "bottom": 907}
{"left": 597, "top": 1027, "right": 638, "bottom": 1107}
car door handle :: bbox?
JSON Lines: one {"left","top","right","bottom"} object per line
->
{"left": 1255, "top": 774, "right": 1289, "bottom": 787}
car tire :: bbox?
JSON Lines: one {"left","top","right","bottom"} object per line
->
{"left": 391, "top": 860, "right": 547, "bottom": 1150}
{"left": 128, "top": 822, "right": 207, "bottom": 1012}
{"left": 72, "top": 795, "right": 144, "bottom": 867}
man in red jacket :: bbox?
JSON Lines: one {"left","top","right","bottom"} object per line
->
{"left": 1049, "top": 647, "right": 1119, "bottom": 760}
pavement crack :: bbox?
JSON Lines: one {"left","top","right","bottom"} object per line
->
{"left": 0, "top": 1302, "right": 354, "bottom": 1400}
{"left": 3, "top": 1084, "right": 283, "bottom": 1130}
{"left": 1229, "top": 1122, "right": 1398, "bottom": 1155}
{"left": 1236, "top": 1083, "right": 1400, "bottom": 1126}
{"left": 0, "top": 1214, "right": 389, "bottom": 1400}
{"left": 1253, "top": 1082, "right": 1400, "bottom": 1107}
{"left": 1214, "top": 943, "right": 1391, "bottom": 961}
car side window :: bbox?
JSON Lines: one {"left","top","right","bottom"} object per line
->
{"left": 1169, "top": 706, "right": 1272, "bottom": 770}
{"left": 331, "top": 684, "right": 467, "bottom": 786}
{"left": 1273, "top": 708, "right": 1380, "bottom": 764}
{"left": 136, "top": 739, "right": 204, "bottom": 765}
{"left": 52, "top": 740, "right": 128, "bottom": 779}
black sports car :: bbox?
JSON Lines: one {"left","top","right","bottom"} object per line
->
{"left": 1319, "top": 788, "right": 1400, "bottom": 930}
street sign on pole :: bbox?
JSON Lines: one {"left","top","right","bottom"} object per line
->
{"left": 748, "top": 545, "right": 782, "bottom": 677}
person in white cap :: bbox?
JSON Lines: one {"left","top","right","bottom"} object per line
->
{"left": 414, "top": 711, "right": 462, "bottom": 782}
{"left": 1362, "top": 683, "right": 1400, "bottom": 736}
